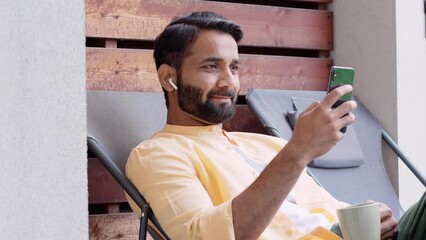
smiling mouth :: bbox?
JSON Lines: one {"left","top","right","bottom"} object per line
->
{"left": 212, "top": 95, "right": 231, "bottom": 99}
{"left": 211, "top": 95, "right": 233, "bottom": 101}
{"left": 208, "top": 88, "right": 237, "bottom": 103}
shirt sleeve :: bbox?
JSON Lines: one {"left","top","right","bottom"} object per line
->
{"left": 126, "top": 142, "right": 236, "bottom": 240}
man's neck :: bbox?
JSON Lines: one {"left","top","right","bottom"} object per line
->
{"left": 166, "top": 107, "right": 221, "bottom": 127}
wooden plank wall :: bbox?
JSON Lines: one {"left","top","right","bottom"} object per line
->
{"left": 86, "top": 0, "right": 333, "bottom": 239}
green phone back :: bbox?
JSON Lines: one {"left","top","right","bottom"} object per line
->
{"left": 329, "top": 66, "right": 355, "bottom": 101}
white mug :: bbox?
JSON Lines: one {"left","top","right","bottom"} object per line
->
{"left": 337, "top": 202, "right": 380, "bottom": 240}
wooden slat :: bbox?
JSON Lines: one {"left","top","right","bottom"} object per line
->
{"left": 238, "top": 54, "right": 331, "bottom": 92}
{"left": 86, "top": 48, "right": 158, "bottom": 92}
{"left": 86, "top": 47, "right": 331, "bottom": 93}
{"left": 88, "top": 158, "right": 128, "bottom": 204}
{"left": 86, "top": 0, "right": 333, "bottom": 50}
{"left": 296, "top": 0, "right": 332, "bottom": 2}
{"left": 89, "top": 213, "right": 152, "bottom": 240}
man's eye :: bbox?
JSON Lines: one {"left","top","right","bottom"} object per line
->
{"left": 204, "top": 64, "right": 217, "bottom": 70}
{"left": 230, "top": 65, "right": 239, "bottom": 73}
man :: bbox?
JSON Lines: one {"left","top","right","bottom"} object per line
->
{"left": 126, "top": 11, "right": 397, "bottom": 239}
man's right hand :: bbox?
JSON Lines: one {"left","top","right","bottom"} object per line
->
{"left": 284, "top": 85, "right": 357, "bottom": 165}
{"left": 232, "top": 85, "right": 357, "bottom": 240}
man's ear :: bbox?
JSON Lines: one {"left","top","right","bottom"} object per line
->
{"left": 158, "top": 64, "right": 177, "bottom": 92}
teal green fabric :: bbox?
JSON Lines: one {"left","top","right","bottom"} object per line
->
{"left": 330, "top": 223, "right": 343, "bottom": 238}
{"left": 396, "top": 191, "right": 426, "bottom": 240}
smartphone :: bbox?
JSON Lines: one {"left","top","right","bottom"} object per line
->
{"left": 328, "top": 66, "right": 355, "bottom": 107}
{"left": 327, "top": 66, "right": 355, "bottom": 133}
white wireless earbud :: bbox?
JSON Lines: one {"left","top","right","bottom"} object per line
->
{"left": 168, "top": 78, "right": 178, "bottom": 90}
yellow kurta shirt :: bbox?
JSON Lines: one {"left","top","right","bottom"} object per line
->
{"left": 126, "top": 124, "right": 345, "bottom": 240}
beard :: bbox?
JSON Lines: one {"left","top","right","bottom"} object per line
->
{"left": 176, "top": 76, "right": 237, "bottom": 124}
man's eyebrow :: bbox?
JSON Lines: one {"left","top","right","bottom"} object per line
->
{"left": 201, "top": 57, "right": 223, "bottom": 63}
{"left": 233, "top": 59, "right": 241, "bottom": 64}
{"left": 200, "top": 57, "right": 241, "bottom": 64}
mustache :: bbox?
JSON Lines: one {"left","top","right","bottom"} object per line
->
{"left": 207, "top": 88, "right": 237, "bottom": 99}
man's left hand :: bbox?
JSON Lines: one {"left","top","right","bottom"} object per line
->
{"left": 366, "top": 200, "right": 397, "bottom": 239}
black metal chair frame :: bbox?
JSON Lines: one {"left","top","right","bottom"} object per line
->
{"left": 88, "top": 136, "right": 170, "bottom": 240}
{"left": 87, "top": 90, "right": 171, "bottom": 240}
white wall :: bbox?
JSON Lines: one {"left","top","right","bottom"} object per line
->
{"left": 332, "top": 1, "right": 426, "bottom": 211}
{"left": 0, "top": 1, "right": 87, "bottom": 239}
{"left": 330, "top": 1, "right": 399, "bottom": 188}
{"left": 396, "top": 0, "right": 426, "bottom": 209}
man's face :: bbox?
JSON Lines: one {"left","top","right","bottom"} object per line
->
{"left": 177, "top": 30, "right": 240, "bottom": 124}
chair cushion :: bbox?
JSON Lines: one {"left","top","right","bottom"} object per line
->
{"left": 286, "top": 97, "right": 364, "bottom": 169}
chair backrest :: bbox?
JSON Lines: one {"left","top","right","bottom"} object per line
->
{"left": 85, "top": 1, "right": 338, "bottom": 238}
{"left": 87, "top": 90, "right": 170, "bottom": 239}
{"left": 246, "top": 89, "right": 403, "bottom": 219}
{"left": 85, "top": 0, "right": 335, "bottom": 135}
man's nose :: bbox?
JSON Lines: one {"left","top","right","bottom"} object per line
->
{"left": 218, "top": 68, "right": 239, "bottom": 89}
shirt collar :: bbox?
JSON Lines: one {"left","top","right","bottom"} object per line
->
{"left": 162, "top": 124, "right": 224, "bottom": 135}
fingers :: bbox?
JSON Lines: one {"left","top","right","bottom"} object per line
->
{"left": 366, "top": 201, "right": 397, "bottom": 240}
{"left": 320, "top": 84, "right": 353, "bottom": 109}
{"left": 319, "top": 85, "right": 357, "bottom": 124}
{"left": 379, "top": 203, "right": 397, "bottom": 240}
{"left": 334, "top": 112, "right": 356, "bottom": 131}
{"left": 298, "top": 101, "right": 320, "bottom": 117}
{"left": 381, "top": 228, "right": 397, "bottom": 240}
{"left": 379, "top": 202, "right": 395, "bottom": 225}
{"left": 316, "top": 100, "right": 356, "bottom": 134}
{"left": 331, "top": 100, "right": 357, "bottom": 119}
{"left": 302, "top": 101, "right": 320, "bottom": 113}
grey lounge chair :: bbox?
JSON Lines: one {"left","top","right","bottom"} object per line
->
{"left": 246, "top": 88, "right": 426, "bottom": 220}
{"left": 87, "top": 90, "right": 170, "bottom": 240}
